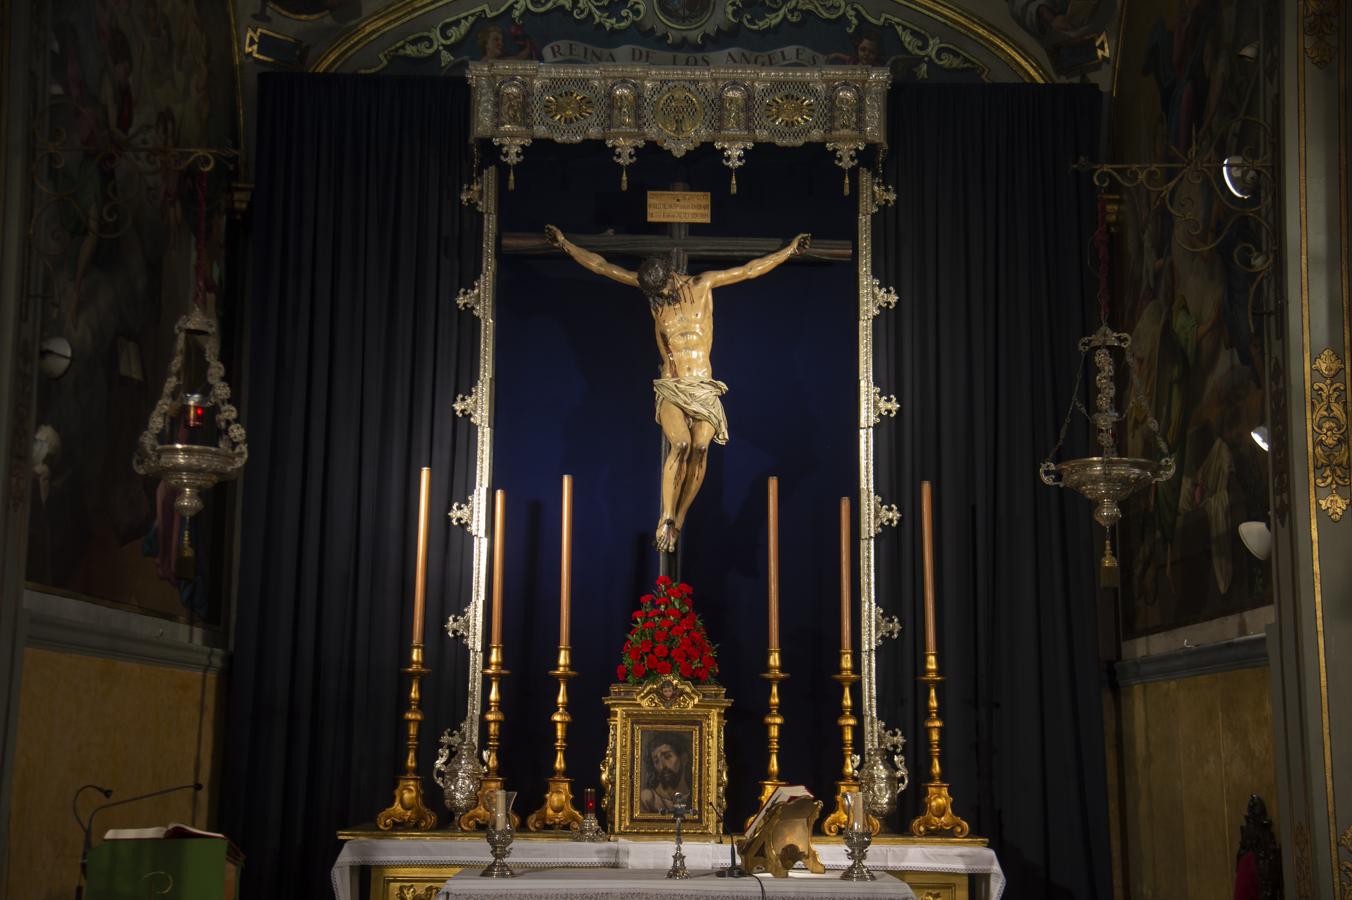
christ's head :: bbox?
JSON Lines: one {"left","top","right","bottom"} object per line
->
{"left": 647, "top": 734, "right": 690, "bottom": 790}
{"left": 638, "top": 256, "right": 676, "bottom": 301}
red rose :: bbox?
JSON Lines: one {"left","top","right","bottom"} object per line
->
{"left": 654, "top": 644, "right": 669, "bottom": 658}
{"left": 634, "top": 663, "right": 646, "bottom": 678}
{"left": 701, "top": 653, "right": 714, "bottom": 669}
{"left": 656, "top": 575, "right": 671, "bottom": 586}
{"left": 640, "top": 639, "right": 652, "bottom": 652}
{"left": 647, "top": 610, "right": 661, "bottom": 618}
{"left": 632, "top": 610, "right": 643, "bottom": 619}
{"left": 679, "top": 660, "right": 694, "bottom": 677}
{"left": 640, "top": 594, "right": 653, "bottom": 604}
{"left": 672, "top": 646, "right": 687, "bottom": 662}
{"left": 673, "top": 624, "right": 687, "bottom": 636}
{"left": 677, "top": 582, "right": 692, "bottom": 594}
{"left": 656, "top": 661, "right": 672, "bottom": 675}
{"left": 654, "top": 630, "right": 668, "bottom": 643}
{"left": 617, "top": 664, "right": 627, "bottom": 680}
{"left": 683, "top": 614, "right": 697, "bottom": 627}
{"left": 628, "top": 646, "right": 641, "bottom": 661}
{"left": 647, "top": 653, "right": 660, "bottom": 669}
{"left": 694, "top": 666, "right": 708, "bottom": 681}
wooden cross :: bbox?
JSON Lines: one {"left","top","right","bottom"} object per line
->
{"left": 499, "top": 184, "right": 851, "bottom": 578}
{"left": 500, "top": 184, "right": 852, "bottom": 270}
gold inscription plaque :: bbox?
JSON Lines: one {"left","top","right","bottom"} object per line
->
{"left": 647, "top": 191, "right": 711, "bottom": 224}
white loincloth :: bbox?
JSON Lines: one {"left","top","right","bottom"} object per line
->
{"left": 653, "top": 377, "right": 730, "bottom": 445}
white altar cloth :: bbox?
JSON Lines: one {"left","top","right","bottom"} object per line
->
{"left": 434, "top": 868, "right": 918, "bottom": 899}
{"left": 332, "top": 838, "right": 1004, "bottom": 900}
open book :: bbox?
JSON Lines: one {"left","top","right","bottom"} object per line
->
{"left": 104, "top": 823, "right": 243, "bottom": 863}
{"left": 743, "top": 785, "right": 814, "bottom": 843}
{"left": 104, "top": 823, "right": 225, "bottom": 841}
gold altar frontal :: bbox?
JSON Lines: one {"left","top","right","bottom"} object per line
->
{"left": 600, "top": 675, "right": 730, "bottom": 837}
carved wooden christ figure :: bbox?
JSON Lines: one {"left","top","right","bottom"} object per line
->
{"left": 545, "top": 224, "right": 810, "bottom": 552}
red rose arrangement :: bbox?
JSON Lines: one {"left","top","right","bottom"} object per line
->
{"left": 615, "top": 576, "right": 719, "bottom": 685}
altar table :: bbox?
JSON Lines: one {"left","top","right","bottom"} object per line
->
{"left": 332, "top": 836, "right": 1003, "bottom": 900}
{"left": 434, "top": 868, "right": 918, "bottom": 899}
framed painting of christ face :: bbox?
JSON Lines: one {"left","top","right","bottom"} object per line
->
{"left": 636, "top": 726, "right": 699, "bottom": 818}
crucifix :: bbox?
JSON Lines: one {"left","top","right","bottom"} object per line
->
{"left": 503, "top": 185, "right": 851, "bottom": 575}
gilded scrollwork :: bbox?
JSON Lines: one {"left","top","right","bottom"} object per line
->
{"left": 1302, "top": 0, "right": 1338, "bottom": 68}
{"left": 865, "top": 278, "right": 897, "bottom": 317}
{"left": 448, "top": 498, "right": 476, "bottom": 531}
{"left": 1311, "top": 348, "right": 1349, "bottom": 522}
{"left": 1338, "top": 823, "right": 1351, "bottom": 898}
{"left": 456, "top": 277, "right": 484, "bottom": 316}
{"left": 870, "top": 494, "right": 901, "bottom": 536}
{"left": 362, "top": 0, "right": 645, "bottom": 74}
{"left": 724, "top": 0, "right": 983, "bottom": 78}
{"left": 453, "top": 384, "right": 486, "bottom": 425}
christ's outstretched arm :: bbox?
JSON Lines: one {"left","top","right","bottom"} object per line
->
{"left": 546, "top": 225, "right": 640, "bottom": 288}
{"left": 700, "top": 233, "right": 811, "bottom": 288}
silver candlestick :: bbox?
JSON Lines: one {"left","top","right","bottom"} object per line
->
{"left": 666, "top": 794, "right": 690, "bottom": 879}
{"left": 481, "top": 825, "right": 517, "bottom": 878}
{"left": 840, "top": 827, "right": 875, "bottom": 881}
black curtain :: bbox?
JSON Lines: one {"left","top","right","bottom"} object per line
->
{"left": 223, "top": 74, "right": 479, "bottom": 896}
{"left": 874, "top": 84, "right": 1112, "bottom": 898}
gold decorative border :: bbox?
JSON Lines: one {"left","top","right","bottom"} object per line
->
{"left": 1297, "top": 20, "right": 1341, "bottom": 891}
{"left": 448, "top": 166, "right": 498, "bottom": 741}
{"left": 1303, "top": 0, "right": 1338, "bottom": 68}
{"left": 310, "top": 0, "right": 1049, "bottom": 82}
{"left": 1311, "top": 348, "right": 1349, "bottom": 521}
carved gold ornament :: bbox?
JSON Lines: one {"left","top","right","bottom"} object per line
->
{"left": 1339, "top": 823, "right": 1352, "bottom": 899}
{"left": 544, "top": 90, "right": 595, "bottom": 125}
{"left": 766, "top": 93, "right": 815, "bottom": 127}
{"left": 1303, "top": 0, "right": 1338, "bottom": 68}
{"left": 653, "top": 86, "right": 701, "bottom": 139}
{"left": 1311, "top": 348, "right": 1349, "bottom": 522}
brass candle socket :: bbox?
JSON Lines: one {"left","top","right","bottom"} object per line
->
{"left": 745, "top": 647, "right": 788, "bottom": 830}
{"left": 461, "top": 644, "right": 520, "bottom": 830}
{"left": 527, "top": 645, "right": 584, "bottom": 831}
{"left": 823, "top": 649, "right": 881, "bottom": 835}
{"left": 376, "top": 644, "right": 438, "bottom": 830}
{"left": 908, "top": 651, "right": 970, "bottom": 838}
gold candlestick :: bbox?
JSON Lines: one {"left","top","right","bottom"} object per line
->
{"left": 908, "top": 650, "right": 969, "bottom": 837}
{"left": 460, "top": 644, "right": 519, "bottom": 830}
{"left": 746, "top": 646, "right": 788, "bottom": 829}
{"left": 376, "top": 469, "right": 437, "bottom": 831}
{"left": 527, "top": 645, "right": 583, "bottom": 831}
{"left": 375, "top": 643, "right": 438, "bottom": 830}
{"left": 822, "top": 649, "right": 880, "bottom": 835}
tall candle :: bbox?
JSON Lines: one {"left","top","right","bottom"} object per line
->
{"left": 491, "top": 489, "right": 506, "bottom": 646}
{"left": 839, "top": 496, "right": 851, "bottom": 653}
{"left": 767, "top": 476, "right": 780, "bottom": 650}
{"left": 559, "top": 475, "right": 573, "bottom": 647}
{"left": 848, "top": 789, "right": 865, "bottom": 831}
{"left": 412, "top": 467, "right": 432, "bottom": 645}
{"left": 921, "top": 480, "right": 937, "bottom": 656}
{"left": 494, "top": 789, "right": 507, "bottom": 830}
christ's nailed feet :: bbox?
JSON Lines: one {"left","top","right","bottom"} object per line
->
{"left": 655, "top": 519, "right": 680, "bottom": 553}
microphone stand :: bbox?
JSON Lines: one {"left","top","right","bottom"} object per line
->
{"left": 75, "top": 783, "right": 203, "bottom": 900}
{"left": 714, "top": 814, "right": 746, "bottom": 878}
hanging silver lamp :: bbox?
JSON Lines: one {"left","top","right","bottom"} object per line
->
{"left": 1040, "top": 197, "right": 1174, "bottom": 586}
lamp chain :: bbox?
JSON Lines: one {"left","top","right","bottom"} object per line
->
{"left": 195, "top": 171, "right": 208, "bottom": 309}
{"left": 1094, "top": 193, "right": 1110, "bottom": 325}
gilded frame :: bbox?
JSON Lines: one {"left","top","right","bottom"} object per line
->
{"left": 601, "top": 676, "right": 730, "bottom": 837}
{"left": 445, "top": 143, "right": 902, "bottom": 790}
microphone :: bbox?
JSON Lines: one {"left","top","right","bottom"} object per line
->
{"left": 76, "top": 783, "right": 203, "bottom": 900}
